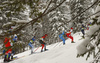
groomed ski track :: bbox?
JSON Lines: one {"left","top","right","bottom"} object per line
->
{"left": 0, "top": 32, "right": 93, "bottom": 63}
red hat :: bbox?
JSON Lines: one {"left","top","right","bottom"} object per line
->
{"left": 45, "top": 34, "right": 47, "bottom": 36}
{"left": 42, "top": 34, "right": 47, "bottom": 39}
{"left": 71, "top": 27, "right": 73, "bottom": 29}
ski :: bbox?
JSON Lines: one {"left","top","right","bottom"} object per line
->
{"left": 53, "top": 42, "right": 61, "bottom": 48}
{"left": 79, "top": 36, "right": 85, "bottom": 40}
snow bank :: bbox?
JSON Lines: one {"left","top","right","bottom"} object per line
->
{"left": 76, "top": 37, "right": 90, "bottom": 55}
{"left": 0, "top": 31, "right": 93, "bottom": 63}
{"left": 77, "top": 25, "right": 100, "bottom": 55}
{"left": 77, "top": 4, "right": 100, "bottom": 62}
{"left": 86, "top": 25, "right": 100, "bottom": 36}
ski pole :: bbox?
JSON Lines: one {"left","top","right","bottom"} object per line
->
{"left": 34, "top": 47, "right": 40, "bottom": 52}
{"left": 59, "top": 42, "right": 62, "bottom": 46}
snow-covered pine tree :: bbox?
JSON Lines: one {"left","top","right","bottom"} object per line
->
{"left": 77, "top": 1, "right": 100, "bottom": 63}
{"left": 0, "top": 0, "right": 68, "bottom": 56}
{"left": 0, "top": 0, "right": 41, "bottom": 55}
{"left": 40, "top": 0, "right": 70, "bottom": 44}
{"left": 69, "top": 0, "right": 94, "bottom": 33}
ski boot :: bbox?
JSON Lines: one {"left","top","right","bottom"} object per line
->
{"left": 11, "top": 54, "right": 14, "bottom": 60}
{"left": 31, "top": 51, "right": 34, "bottom": 54}
{"left": 4, "top": 58, "right": 7, "bottom": 62}
{"left": 41, "top": 49, "right": 43, "bottom": 52}
{"left": 82, "top": 35, "right": 85, "bottom": 39}
{"left": 71, "top": 41, "right": 75, "bottom": 43}
{"left": 44, "top": 49, "right": 48, "bottom": 51}
{"left": 63, "top": 43, "right": 65, "bottom": 45}
{"left": 7, "top": 58, "right": 11, "bottom": 62}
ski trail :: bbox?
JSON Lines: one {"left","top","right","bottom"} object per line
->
{"left": 9, "top": 32, "right": 85, "bottom": 63}
{"left": 0, "top": 32, "right": 92, "bottom": 63}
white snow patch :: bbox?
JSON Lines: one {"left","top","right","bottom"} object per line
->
{"left": 0, "top": 32, "right": 93, "bottom": 63}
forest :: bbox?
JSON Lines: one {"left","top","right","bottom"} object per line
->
{"left": 0, "top": 0, "right": 100, "bottom": 63}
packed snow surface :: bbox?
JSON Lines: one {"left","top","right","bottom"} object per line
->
{"left": 0, "top": 31, "right": 93, "bottom": 63}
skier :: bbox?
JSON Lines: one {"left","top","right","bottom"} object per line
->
{"left": 89, "top": 22, "right": 92, "bottom": 26}
{"left": 11, "top": 50, "right": 15, "bottom": 60}
{"left": 70, "top": 27, "right": 73, "bottom": 32}
{"left": 66, "top": 30, "right": 75, "bottom": 43}
{"left": 80, "top": 24, "right": 86, "bottom": 38}
{"left": 59, "top": 31, "right": 65, "bottom": 45}
{"left": 9, "top": 26, "right": 15, "bottom": 33}
{"left": 3, "top": 37, "right": 12, "bottom": 62}
{"left": 86, "top": 22, "right": 92, "bottom": 30}
{"left": 3, "top": 49, "right": 14, "bottom": 62}
{"left": 28, "top": 36, "right": 36, "bottom": 54}
{"left": 86, "top": 24, "right": 89, "bottom": 30}
{"left": 32, "top": 36, "right": 36, "bottom": 43}
{"left": 13, "top": 34, "right": 17, "bottom": 42}
{"left": 39, "top": 34, "right": 48, "bottom": 52}
{"left": 10, "top": 35, "right": 15, "bottom": 60}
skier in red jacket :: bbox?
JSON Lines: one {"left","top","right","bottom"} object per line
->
{"left": 4, "top": 37, "right": 12, "bottom": 62}
{"left": 39, "top": 34, "right": 48, "bottom": 52}
{"left": 42, "top": 34, "right": 47, "bottom": 39}
{"left": 66, "top": 29, "right": 75, "bottom": 43}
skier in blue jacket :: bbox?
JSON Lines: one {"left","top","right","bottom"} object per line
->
{"left": 13, "top": 34, "right": 17, "bottom": 42}
{"left": 59, "top": 31, "right": 65, "bottom": 45}
{"left": 28, "top": 36, "right": 35, "bottom": 54}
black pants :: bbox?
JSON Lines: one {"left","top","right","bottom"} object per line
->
{"left": 39, "top": 40, "right": 45, "bottom": 44}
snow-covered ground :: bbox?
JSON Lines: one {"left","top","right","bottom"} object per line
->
{"left": 0, "top": 32, "right": 93, "bottom": 63}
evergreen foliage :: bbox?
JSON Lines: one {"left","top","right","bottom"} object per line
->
{"left": 0, "top": 0, "right": 100, "bottom": 63}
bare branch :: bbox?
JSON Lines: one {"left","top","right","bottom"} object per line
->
{"left": 87, "top": 10, "right": 100, "bottom": 19}
{"left": 42, "top": 0, "right": 52, "bottom": 15}
{"left": 72, "top": 0, "right": 99, "bottom": 21}
{"left": 43, "top": 0, "right": 66, "bottom": 16}
{"left": 67, "top": 0, "right": 99, "bottom": 23}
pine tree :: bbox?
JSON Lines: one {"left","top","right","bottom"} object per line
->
{"left": 76, "top": 0, "right": 100, "bottom": 62}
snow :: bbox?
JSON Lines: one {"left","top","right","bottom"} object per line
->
{"left": 2, "top": 22, "right": 12, "bottom": 27}
{"left": 0, "top": 17, "right": 3, "bottom": 20}
{"left": 13, "top": 20, "right": 29, "bottom": 24}
{"left": 77, "top": 37, "right": 90, "bottom": 55}
{"left": 68, "top": 22, "right": 74, "bottom": 28}
{"left": 0, "top": 30, "right": 2, "bottom": 34}
{"left": 95, "top": 4, "right": 100, "bottom": 16}
{"left": 53, "top": 16, "right": 59, "bottom": 19}
{"left": 0, "top": 31, "right": 93, "bottom": 63}
{"left": 86, "top": 25, "right": 100, "bottom": 37}
{"left": 77, "top": 25, "right": 100, "bottom": 55}
{"left": 95, "top": 4, "right": 100, "bottom": 23}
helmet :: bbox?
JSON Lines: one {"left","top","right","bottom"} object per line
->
{"left": 45, "top": 34, "right": 47, "bottom": 36}
{"left": 71, "top": 27, "right": 73, "bottom": 29}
